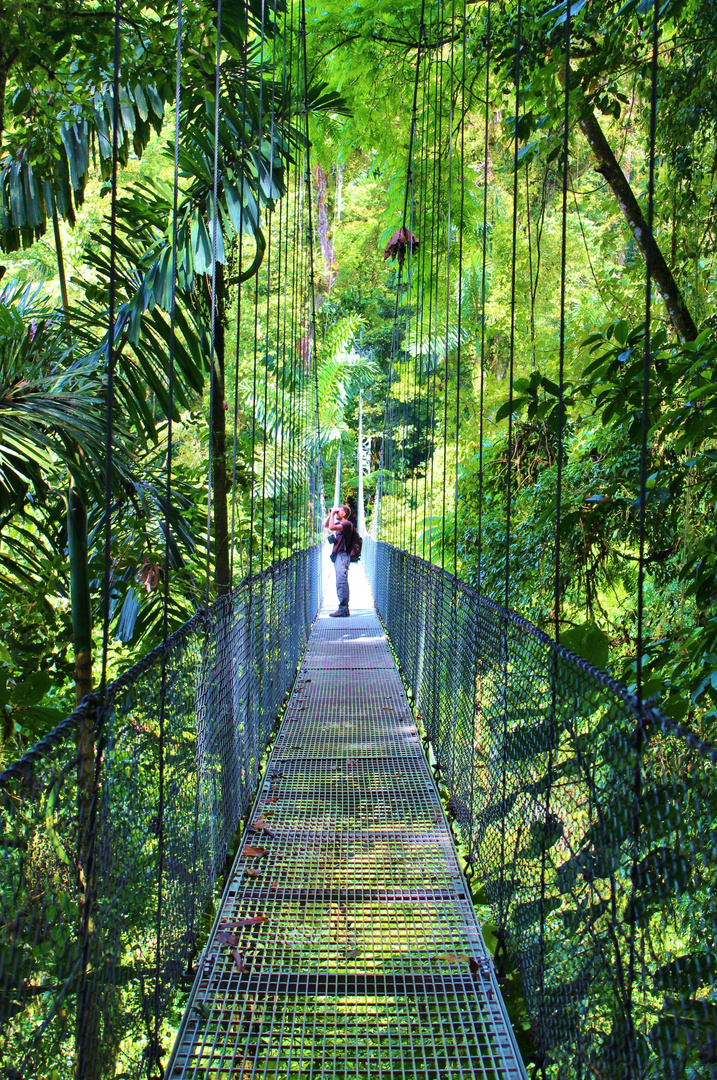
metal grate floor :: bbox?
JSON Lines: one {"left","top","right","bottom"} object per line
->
{"left": 167, "top": 586, "right": 527, "bottom": 1080}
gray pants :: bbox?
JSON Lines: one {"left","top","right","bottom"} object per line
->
{"left": 334, "top": 552, "right": 350, "bottom": 611}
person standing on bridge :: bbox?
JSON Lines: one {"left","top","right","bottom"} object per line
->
{"left": 324, "top": 505, "right": 353, "bottom": 618}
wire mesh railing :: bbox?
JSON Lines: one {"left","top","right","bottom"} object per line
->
{"left": 0, "top": 545, "right": 322, "bottom": 1079}
{"left": 364, "top": 537, "right": 717, "bottom": 1080}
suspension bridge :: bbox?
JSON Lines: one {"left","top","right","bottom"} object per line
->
{"left": 0, "top": 0, "right": 715, "bottom": 1078}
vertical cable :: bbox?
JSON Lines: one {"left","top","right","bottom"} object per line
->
{"left": 495, "top": 0, "right": 521, "bottom": 981}
{"left": 205, "top": 0, "right": 223, "bottom": 606}
{"left": 380, "top": 1, "right": 426, "bottom": 547}
{"left": 261, "top": 5, "right": 280, "bottom": 570}
{"left": 554, "top": 6, "right": 570, "bottom": 644}
{"left": 428, "top": 8, "right": 445, "bottom": 565}
{"left": 248, "top": 1, "right": 267, "bottom": 579}
{"left": 504, "top": 0, "right": 522, "bottom": 612}
{"left": 536, "top": 0, "right": 571, "bottom": 1065}
{"left": 151, "top": 1, "right": 183, "bottom": 1067}
{"left": 453, "top": 0, "right": 467, "bottom": 581}
{"left": 628, "top": 2, "right": 661, "bottom": 1064}
{"left": 230, "top": 0, "right": 252, "bottom": 585}
{"left": 300, "top": 0, "right": 324, "bottom": 547}
{"left": 100, "top": 0, "right": 122, "bottom": 694}
{"left": 477, "top": 1, "right": 491, "bottom": 593}
{"left": 78, "top": 5, "right": 121, "bottom": 1076}
{"left": 440, "top": 0, "right": 456, "bottom": 572}
{"left": 636, "top": 0, "right": 659, "bottom": 718}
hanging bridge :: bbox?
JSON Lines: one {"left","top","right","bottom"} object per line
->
{"left": 1, "top": 0, "right": 716, "bottom": 1078}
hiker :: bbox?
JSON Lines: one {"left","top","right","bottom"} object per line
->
{"left": 324, "top": 505, "right": 353, "bottom": 617}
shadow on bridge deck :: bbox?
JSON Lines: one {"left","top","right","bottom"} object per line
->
{"left": 167, "top": 564, "right": 527, "bottom": 1080}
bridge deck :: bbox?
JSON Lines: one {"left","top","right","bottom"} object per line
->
{"left": 168, "top": 571, "right": 526, "bottom": 1079}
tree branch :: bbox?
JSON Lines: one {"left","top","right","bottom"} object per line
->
{"left": 578, "top": 107, "right": 697, "bottom": 342}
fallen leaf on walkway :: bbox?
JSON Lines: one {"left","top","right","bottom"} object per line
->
{"left": 216, "top": 931, "right": 240, "bottom": 947}
{"left": 269, "top": 881, "right": 280, "bottom": 889}
{"left": 249, "top": 821, "right": 275, "bottom": 835}
{"left": 222, "top": 916, "right": 267, "bottom": 929}
{"left": 243, "top": 867, "right": 262, "bottom": 878}
{"left": 230, "top": 948, "right": 245, "bottom": 973}
{"left": 436, "top": 953, "right": 470, "bottom": 965}
{"left": 265, "top": 796, "right": 278, "bottom": 803}
{"left": 243, "top": 845, "right": 268, "bottom": 858}
{"left": 469, "top": 958, "right": 480, "bottom": 976}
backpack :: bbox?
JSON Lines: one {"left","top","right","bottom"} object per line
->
{"left": 348, "top": 529, "right": 363, "bottom": 563}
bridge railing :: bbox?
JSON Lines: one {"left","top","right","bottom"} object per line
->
{"left": 365, "top": 537, "right": 717, "bottom": 1080}
{"left": 0, "top": 545, "right": 322, "bottom": 1079}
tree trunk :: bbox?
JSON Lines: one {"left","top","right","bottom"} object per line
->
{"left": 314, "top": 164, "right": 337, "bottom": 292}
{"left": 578, "top": 108, "right": 697, "bottom": 343}
{"left": 209, "top": 262, "right": 231, "bottom": 595}
{"left": 68, "top": 482, "right": 93, "bottom": 707}
{"left": 68, "top": 481, "right": 101, "bottom": 1079}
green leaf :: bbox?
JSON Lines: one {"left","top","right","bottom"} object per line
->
{"left": 560, "top": 623, "right": 610, "bottom": 671}
{"left": 495, "top": 396, "right": 529, "bottom": 423}
{"left": 12, "top": 670, "right": 52, "bottom": 708}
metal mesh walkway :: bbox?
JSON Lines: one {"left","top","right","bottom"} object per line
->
{"left": 167, "top": 569, "right": 527, "bottom": 1080}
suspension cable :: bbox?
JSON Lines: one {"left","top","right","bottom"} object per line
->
{"left": 100, "top": 0, "right": 122, "bottom": 696}
{"left": 229, "top": 0, "right": 252, "bottom": 586}
{"left": 477, "top": 0, "right": 491, "bottom": 595}
{"left": 440, "top": 0, "right": 456, "bottom": 572}
{"left": 453, "top": 0, "right": 467, "bottom": 581}
{"left": 205, "top": 0, "right": 223, "bottom": 607}
{"left": 151, "top": 0, "right": 183, "bottom": 1068}
{"left": 300, "top": 0, "right": 324, "bottom": 547}
{"left": 503, "top": 0, "right": 522, "bottom": 612}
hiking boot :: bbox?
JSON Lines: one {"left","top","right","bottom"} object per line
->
{"left": 329, "top": 609, "right": 349, "bottom": 618}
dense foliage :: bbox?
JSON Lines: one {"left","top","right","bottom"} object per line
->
{"left": 0, "top": 0, "right": 715, "bottom": 790}
{"left": 1, "top": 0, "right": 716, "bottom": 1075}
{"left": 303, "top": 0, "right": 717, "bottom": 743}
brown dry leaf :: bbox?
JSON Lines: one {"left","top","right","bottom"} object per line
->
{"left": 269, "top": 881, "right": 280, "bottom": 889}
{"left": 383, "top": 226, "right": 419, "bottom": 268}
{"left": 469, "top": 958, "right": 480, "bottom": 976}
{"left": 216, "top": 930, "right": 240, "bottom": 947}
{"left": 243, "top": 868, "right": 262, "bottom": 878}
{"left": 437, "top": 953, "right": 470, "bottom": 965}
{"left": 222, "top": 916, "right": 267, "bottom": 929}
{"left": 242, "top": 845, "right": 268, "bottom": 858}
{"left": 230, "top": 948, "right": 245, "bottom": 973}
{"left": 266, "top": 796, "right": 279, "bottom": 803}
{"left": 249, "top": 821, "right": 275, "bottom": 835}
